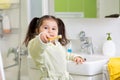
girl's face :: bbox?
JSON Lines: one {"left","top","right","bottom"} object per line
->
{"left": 39, "top": 19, "right": 58, "bottom": 38}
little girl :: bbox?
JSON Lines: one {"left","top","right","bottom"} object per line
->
{"left": 23, "top": 15, "right": 85, "bottom": 80}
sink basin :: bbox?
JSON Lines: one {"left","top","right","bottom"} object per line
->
{"left": 67, "top": 54, "right": 109, "bottom": 76}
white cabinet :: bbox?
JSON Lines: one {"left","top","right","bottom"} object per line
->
{"left": 98, "top": 0, "right": 119, "bottom": 18}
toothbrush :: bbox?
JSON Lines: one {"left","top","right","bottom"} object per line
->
{"left": 48, "top": 35, "right": 62, "bottom": 41}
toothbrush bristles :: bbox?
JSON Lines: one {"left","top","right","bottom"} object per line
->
{"left": 58, "top": 35, "right": 62, "bottom": 39}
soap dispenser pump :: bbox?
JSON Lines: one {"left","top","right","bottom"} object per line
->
{"left": 102, "top": 33, "right": 116, "bottom": 57}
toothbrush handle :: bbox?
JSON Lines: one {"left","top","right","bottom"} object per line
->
{"left": 48, "top": 35, "right": 62, "bottom": 41}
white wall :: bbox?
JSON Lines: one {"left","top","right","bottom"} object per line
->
{"left": 61, "top": 18, "right": 120, "bottom": 56}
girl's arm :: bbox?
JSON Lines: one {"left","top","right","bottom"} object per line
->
{"left": 67, "top": 53, "right": 85, "bottom": 64}
{"left": 28, "top": 33, "right": 48, "bottom": 54}
{"left": 28, "top": 35, "right": 46, "bottom": 67}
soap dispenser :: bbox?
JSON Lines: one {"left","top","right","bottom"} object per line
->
{"left": 102, "top": 33, "right": 116, "bottom": 57}
{"left": 2, "top": 13, "right": 11, "bottom": 33}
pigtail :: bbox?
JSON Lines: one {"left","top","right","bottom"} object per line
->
{"left": 57, "top": 18, "right": 70, "bottom": 46}
{"left": 23, "top": 17, "right": 39, "bottom": 47}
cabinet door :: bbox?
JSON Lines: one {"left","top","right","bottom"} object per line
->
{"left": 54, "top": 0, "right": 68, "bottom": 12}
{"left": 54, "top": 0, "right": 97, "bottom": 18}
{"left": 99, "top": 0, "right": 119, "bottom": 18}
{"left": 55, "top": 0, "right": 83, "bottom": 12}
{"left": 84, "top": 0, "right": 97, "bottom": 18}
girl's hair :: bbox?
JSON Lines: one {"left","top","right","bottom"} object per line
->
{"left": 23, "top": 15, "right": 69, "bottom": 47}
{"left": 57, "top": 18, "right": 70, "bottom": 46}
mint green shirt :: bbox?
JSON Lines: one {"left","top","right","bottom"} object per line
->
{"left": 28, "top": 35, "right": 74, "bottom": 80}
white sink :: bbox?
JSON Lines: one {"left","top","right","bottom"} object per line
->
{"left": 67, "top": 54, "right": 109, "bottom": 76}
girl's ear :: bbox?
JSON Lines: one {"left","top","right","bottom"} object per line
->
{"left": 35, "top": 28, "right": 39, "bottom": 35}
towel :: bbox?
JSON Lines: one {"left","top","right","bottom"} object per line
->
{"left": 0, "top": 0, "right": 11, "bottom": 9}
{"left": 107, "top": 57, "right": 120, "bottom": 80}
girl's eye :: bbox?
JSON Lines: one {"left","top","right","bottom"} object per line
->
{"left": 52, "top": 28, "right": 56, "bottom": 30}
{"left": 44, "top": 26, "right": 48, "bottom": 29}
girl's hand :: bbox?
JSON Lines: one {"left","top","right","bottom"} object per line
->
{"left": 74, "top": 56, "right": 86, "bottom": 64}
{"left": 40, "top": 32, "right": 51, "bottom": 43}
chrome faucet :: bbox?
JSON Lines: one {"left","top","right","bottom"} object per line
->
{"left": 4, "top": 46, "right": 28, "bottom": 69}
{"left": 79, "top": 31, "right": 94, "bottom": 55}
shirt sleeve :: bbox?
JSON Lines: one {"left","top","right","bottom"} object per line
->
{"left": 66, "top": 52, "right": 76, "bottom": 61}
{"left": 67, "top": 53, "right": 83, "bottom": 61}
{"left": 27, "top": 34, "right": 48, "bottom": 68}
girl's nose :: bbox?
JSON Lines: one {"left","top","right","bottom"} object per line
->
{"left": 48, "top": 29, "right": 52, "bottom": 33}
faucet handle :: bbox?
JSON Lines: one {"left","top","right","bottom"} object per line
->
{"left": 79, "top": 31, "right": 86, "bottom": 37}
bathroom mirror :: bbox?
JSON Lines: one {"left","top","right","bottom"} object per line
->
{"left": 48, "top": 0, "right": 120, "bottom": 18}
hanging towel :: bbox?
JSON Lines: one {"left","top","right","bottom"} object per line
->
{"left": 107, "top": 57, "right": 120, "bottom": 80}
{"left": 2, "top": 14, "right": 11, "bottom": 33}
{"left": 0, "top": 0, "right": 11, "bottom": 9}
